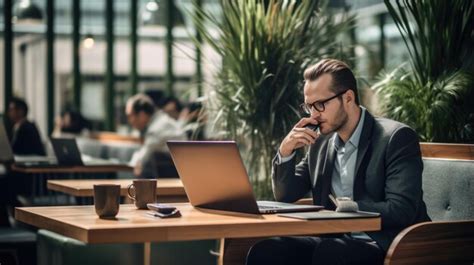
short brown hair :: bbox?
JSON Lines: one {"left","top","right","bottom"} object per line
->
{"left": 304, "top": 59, "right": 359, "bottom": 104}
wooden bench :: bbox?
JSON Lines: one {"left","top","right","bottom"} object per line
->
{"left": 384, "top": 143, "right": 474, "bottom": 264}
{"left": 384, "top": 220, "right": 474, "bottom": 265}
{"left": 420, "top": 142, "right": 474, "bottom": 160}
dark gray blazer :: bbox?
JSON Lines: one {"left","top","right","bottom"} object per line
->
{"left": 272, "top": 110, "right": 430, "bottom": 252}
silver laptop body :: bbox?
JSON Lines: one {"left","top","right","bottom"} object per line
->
{"left": 0, "top": 122, "right": 14, "bottom": 163}
{"left": 167, "top": 140, "right": 323, "bottom": 214}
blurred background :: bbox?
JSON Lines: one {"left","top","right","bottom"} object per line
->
{"left": 0, "top": 0, "right": 411, "bottom": 137}
{"left": 1, "top": 0, "right": 473, "bottom": 198}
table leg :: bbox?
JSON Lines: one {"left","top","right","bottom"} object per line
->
{"left": 144, "top": 242, "right": 151, "bottom": 265}
{"left": 218, "top": 238, "right": 225, "bottom": 265}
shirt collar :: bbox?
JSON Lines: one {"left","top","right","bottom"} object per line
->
{"left": 334, "top": 106, "right": 366, "bottom": 150}
{"left": 348, "top": 106, "right": 366, "bottom": 148}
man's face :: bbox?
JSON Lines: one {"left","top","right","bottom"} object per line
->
{"left": 125, "top": 104, "right": 149, "bottom": 131}
{"left": 7, "top": 103, "right": 23, "bottom": 123}
{"left": 303, "top": 74, "right": 348, "bottom": 135}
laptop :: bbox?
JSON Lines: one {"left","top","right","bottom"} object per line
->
{"left": 0, "top": 122, "right": 56, "bottom": 166}
{"left": 1, "top": 122, "right": 128, "bottom": 168}
{"left": 0, "top": 121, "right": 14, "bottom": 163}
{"left": 50, "top": 138, "right": 127, "bottom": 167}
{"left": 167, "top": 140, "right": 324, "bottom": 214}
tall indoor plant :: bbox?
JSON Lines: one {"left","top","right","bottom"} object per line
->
{"left": 192, "top": 0, "right": 352, "bottom": 198}
{"left": 373, "top": 0, "right": 474, "bottom": 142}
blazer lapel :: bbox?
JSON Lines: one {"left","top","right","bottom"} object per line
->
{"left": 353, "top": 111, "right": 374, "bottom": 198}
{"left": 313, "top": 134, "right": 336, "bottom": 207}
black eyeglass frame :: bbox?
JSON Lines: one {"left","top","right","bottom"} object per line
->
{"left": 300, "top": 90, "right": 348, "bottom": 114}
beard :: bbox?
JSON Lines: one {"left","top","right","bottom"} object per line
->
{"left": 319, "top": 105, "right": 348, "bottom": 135}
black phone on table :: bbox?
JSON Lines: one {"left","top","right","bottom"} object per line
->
{"left": 147, "top": 203, "right": 177, "bottom": 214}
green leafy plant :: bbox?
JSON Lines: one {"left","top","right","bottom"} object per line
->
{"left": 373, "top": 0, "right": 474, "bottom": 142}
{"left": 191, "top": 0, "right": 352, "bottom": 198}
{"left": 373, "top": 67, "right": 474, "bottom": 142}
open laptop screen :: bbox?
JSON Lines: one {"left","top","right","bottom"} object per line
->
{"left": 167, "top": 140, "right": 323, "bottom": 214}
{"left": 0, "top": 122, "right": 14, "bottom": 162}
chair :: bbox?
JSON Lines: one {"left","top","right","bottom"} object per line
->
{"left": 384, "top": 157, "right": 474, "bottom": 265}
{"left": 37, "top": 229, "right": 143, "bottom": 265}
{"left": 37, "top": 229, "right": 218, "bottom": 265}
{"left": 153, "top": 152, "right": 179, "bottom": 178}
{"left": 384, "top": 220, "right": 474, "bottom": 265}
{"left": 140, "top": 151, "right": 179, "bottom": 179}
{"left": 0, "top": 227, "right": 37, "bottom": 265}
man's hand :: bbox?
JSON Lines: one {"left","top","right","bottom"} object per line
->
{"left": 279, "top": 118, "right": 319, "bottom": 157}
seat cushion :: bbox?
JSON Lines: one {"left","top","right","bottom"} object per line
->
{"left": 422, "top": 158, "right": 474, "bottom": 221}
{"left": 0, "top": 228, "right": 37, "bottom": 244}
{"left": 38, "top": 229, "right": 218, "bottom": 265}
{"left": 0, "top": 228, "right": 37, "bottom": 265}
{"left": 37, "top": 229, "right": 144, "bottom": 265}
{"left": 151, "top": 240, "right": 218, "bottom": 264}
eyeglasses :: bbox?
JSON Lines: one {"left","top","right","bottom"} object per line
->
{"left": 300, "top": 90, "right": 348, "bottom": 114}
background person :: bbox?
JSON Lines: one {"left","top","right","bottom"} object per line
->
{"left": 7, "top": 97, "right": 45, "bottom": 156}
{"left": 52, "top": 109, "right": 91, "bottom": 137}
{"left": 125, "top": 93, "right": 187, "bottom": 178}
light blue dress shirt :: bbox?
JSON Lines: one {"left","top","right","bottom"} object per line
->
{"left": 331, "top": 107, "right": 366, "bottom": 198}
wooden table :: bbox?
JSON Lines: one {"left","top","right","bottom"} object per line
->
{"left": 11, "top": 164, "right": 133, "bottom": 173}
{"left": 16, "top": 203, "right": 380, "bottom": 265}
{"left": 9, "top": 164, "right": 134, "bottom": 200}
{"left": 47, "top": 179, "right": 187, "bottom": 202}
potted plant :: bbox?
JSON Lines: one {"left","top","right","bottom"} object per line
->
{"left": 191, "top": 0, "right": 352, "bottom": 198}
{"left": 372, "top": 0, "right": 474, "bottom": 142}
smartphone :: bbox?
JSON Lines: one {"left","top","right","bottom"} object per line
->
{"left": 146, "top": 210, "right": 181, "bottom": 218}
{"left": 146, "top": 203, "right": 177, "bottom": 214}
{"left": 304, "top": 124, "right": 320, "bottom": 131}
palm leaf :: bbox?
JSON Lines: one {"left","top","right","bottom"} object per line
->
{"left": 189, "top": 0, "right": 353, "bottom": 198}
{"left": 376, "top": 0, "right": 474, "bottom": 143}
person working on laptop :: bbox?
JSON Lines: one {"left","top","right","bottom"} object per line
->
{"left": 246, "top": 59, "right": 430, "bottom": 265}
{"left": 6, "top": 97, "right": 45, "bottom": 156}
{"left": 52, "top": 109, "right": 91, "bottom": 137}
{"left": 126, "top": 93, "right": 187, "bottom": 178}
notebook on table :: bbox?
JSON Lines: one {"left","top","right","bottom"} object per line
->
{"left": 278, "top": 211, "right": 380, "bottom": 220}
{"left": 167, "top": 140, "right": 323, "bottom": 215}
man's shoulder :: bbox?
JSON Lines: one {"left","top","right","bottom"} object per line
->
{"left": 372, "top": 115, "right": 417, "bottom": 141}
{"left": 374, "top": 116, "right": 409, "bottom": 131}
{"left": 18, "top": 120, "right": 40, "bottom": 133}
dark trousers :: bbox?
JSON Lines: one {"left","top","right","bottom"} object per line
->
{"left": 246, "top": 235, "right": 385, "bottom": 265}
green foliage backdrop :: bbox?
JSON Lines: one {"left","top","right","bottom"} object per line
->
{"left": 373, "top": 0, "right": 474, "bottom": 142}
{"left": 192, "top": 0, "right": 352, "bottom": 198}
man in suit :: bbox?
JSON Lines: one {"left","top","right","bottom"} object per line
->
{"left": 7, "top": 97, "right": 45, "bottom": 156}
{"left": 246, "top": 59, "right": 430, "bottom": 265}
